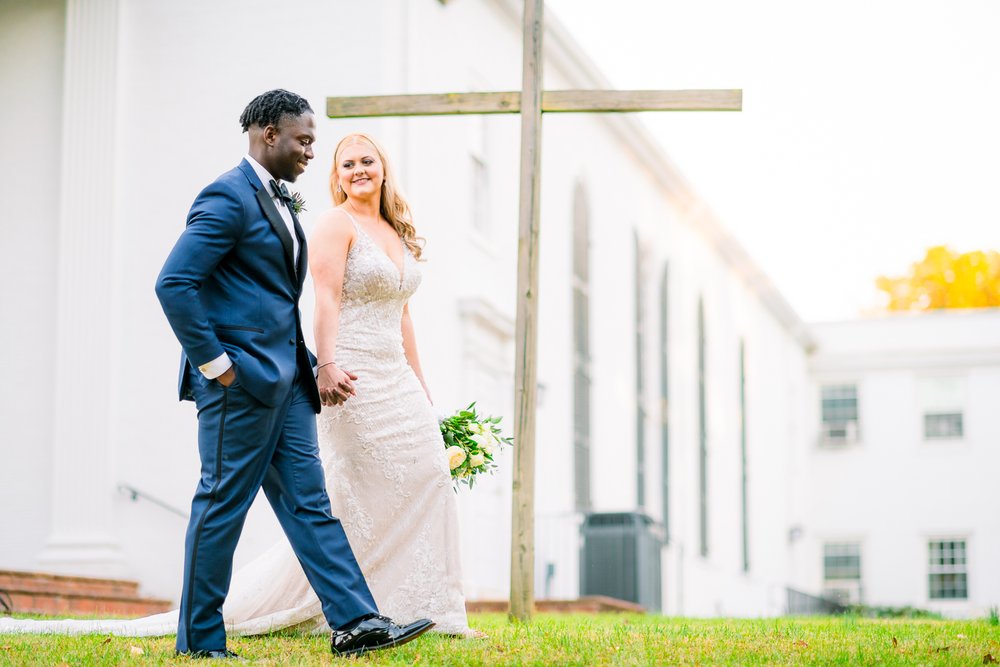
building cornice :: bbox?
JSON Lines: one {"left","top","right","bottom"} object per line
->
{"left": 811, "top": 349, "right": 1000, "bottom": 374}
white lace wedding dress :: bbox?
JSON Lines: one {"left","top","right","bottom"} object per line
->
{"left": 0, "top": 216, "right": 471, "bottom": 637}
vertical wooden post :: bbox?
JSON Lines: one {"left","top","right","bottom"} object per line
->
{"left": 510, "top": 0, "right": 543, "bottom": 623}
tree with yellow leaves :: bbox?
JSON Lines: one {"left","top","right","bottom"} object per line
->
{"left": 877, "top": 246, "right": 1000, "bottom": 310}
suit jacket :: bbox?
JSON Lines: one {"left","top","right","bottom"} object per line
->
{"left": 155, "top": 159, "right": 320, "bottom": 412}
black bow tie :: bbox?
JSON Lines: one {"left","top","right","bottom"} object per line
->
{"left": 269, "top": 179, "right": 294, "bottom": 208}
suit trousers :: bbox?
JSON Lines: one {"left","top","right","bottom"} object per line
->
{"left": 176, "top": 366, "right": 377, "bottom": 653}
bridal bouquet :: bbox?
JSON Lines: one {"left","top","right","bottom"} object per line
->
{"left": 439, "top": 402, "right": 512, "bottom": 489}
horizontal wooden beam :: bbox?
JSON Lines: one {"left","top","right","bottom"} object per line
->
{"left": 328, "top": 91, "right": 522, "bottom": 117}
{"left": 326, "top": 89, "right": 742, "bottom": 118}
{"left": 545, "top": 89, "right": 741, "bottom": 112}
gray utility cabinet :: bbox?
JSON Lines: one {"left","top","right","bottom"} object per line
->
{"left": 579, "top": 512, "right": 662, "bottom": 612}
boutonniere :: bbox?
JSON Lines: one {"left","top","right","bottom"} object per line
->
{"left": 291, "top": 191, "right": 307, "bottom": 215}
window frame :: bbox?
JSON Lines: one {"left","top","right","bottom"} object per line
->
{"left": 917, "top": 376, "right": 967, "bottom": 444}
{"left": 923, "top": 411, "right": 964, "bottom": 441}
{"left": 819, "top": 383, "right": 861, "bottom": 447}
{"left": 823, "top": 541, "right": 862, "bottom": 582}
{"left": 928, "top": 538, "right": 969, "bottom": 601}
{"left": 822, "top": 541, "right": 863, "bottom": 605}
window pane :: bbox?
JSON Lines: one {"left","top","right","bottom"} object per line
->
{"left": 572, "top": 186, "right": 591, "bottom": 512}
{"left": 572, "top": 188, "right": 589, "bottom": 282}
{"left": 823, "top": 543, "right": 861, "bottom": 580}
{"left": 573, "top": 287, "right": 589, "bottom": 356}
{"left": 924, "top": 412, "right": 963, "bottom": 439}
{"left": 930, "top": 573, "right": 968, "bottom": 599}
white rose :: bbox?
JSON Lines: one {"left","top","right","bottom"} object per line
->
{"left": 475, "top": 432, "right": 498, "bottom": 455}
{"left": 470, "top": 433, "right": 489, "bottom": 449}
{"left": 469, "top": 452, "right": 486, "bottom": 468}
{"left": 446, "top": 445, "right": 467, "bottom": 470}
{"left": 469, "top": 422, "right": 486, "bottom": 435}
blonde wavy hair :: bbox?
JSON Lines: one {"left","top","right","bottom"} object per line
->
{"left": 330, "top": 133, "right": 424, "bottom": 260}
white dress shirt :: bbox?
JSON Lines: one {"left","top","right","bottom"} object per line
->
{"left": 197, "top": 156, "right": 301, "bottom": 380}
{"left": 244, "top": 154, "right": 300, "bottom": 263}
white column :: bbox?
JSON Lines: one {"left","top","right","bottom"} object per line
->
{"left": 37, "top": 0, "right": 124, "bottom": 576}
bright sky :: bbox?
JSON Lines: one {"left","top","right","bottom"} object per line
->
{"left": 547, "top": 0, "right": 1000, "bottom": 322}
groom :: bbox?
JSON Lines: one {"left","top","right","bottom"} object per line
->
{"left": 156, "top": 89, "right": 433, "bottom": 658}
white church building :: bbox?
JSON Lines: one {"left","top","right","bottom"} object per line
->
{"left": 1, "top": 0, "right": 996, "bottom": 619}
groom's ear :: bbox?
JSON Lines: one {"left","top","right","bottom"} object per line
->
{"left": 263, "top": 124, "right": 280, "bottom": 146}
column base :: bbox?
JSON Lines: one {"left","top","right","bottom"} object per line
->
{"left": 36, "top": 533, "right": 127, "bottom": 579}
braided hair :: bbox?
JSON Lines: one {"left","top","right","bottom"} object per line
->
{"left": 239, "top": 89, "right": 313, "bottom": 132}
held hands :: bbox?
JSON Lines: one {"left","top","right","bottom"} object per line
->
{"left": 318, "top": 363, "right": 359, "bottom": 407}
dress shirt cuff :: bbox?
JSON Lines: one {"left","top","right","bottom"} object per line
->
{"left": 198, "top": 352, "right": 232, "bottom": 379}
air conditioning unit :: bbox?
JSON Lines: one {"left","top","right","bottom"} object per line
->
{"left": 821, "top": 420, "right": 859, "bottom": 445}
{"left": 580, "top": 512, "right": 662, "bottom": 612}
{"left": 823, "top": 580, "right": 862, "bottom": 605}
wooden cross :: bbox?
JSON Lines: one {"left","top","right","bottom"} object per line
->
{"left": 327, "top": 0, "right": 741, "bottom": 622}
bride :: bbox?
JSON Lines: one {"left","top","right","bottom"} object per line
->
{"left": 0, "top": 134, "right": 475, "bottom": 638}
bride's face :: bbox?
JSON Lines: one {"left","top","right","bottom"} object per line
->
{"left": 336, "top": 142, "right": 384, "bottom": 201}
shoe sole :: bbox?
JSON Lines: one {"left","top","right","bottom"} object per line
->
{"left": 332, "top": 620, "right": 436, "bottom": 657}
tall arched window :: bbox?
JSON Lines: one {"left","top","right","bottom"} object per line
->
{"left": 572, "top": 183, "right": 592, "bottom": 512}
{"left": 739, "top": 338, "right": 749, "bottom": 571}
{"left": 698, "top": 297, "right": 708, "bottom": 557}
{"left": 634, "top": 231, "right": 647, "bottom": 509}
{"left": 659, "top": 264, "right": 670, "bottom": 540}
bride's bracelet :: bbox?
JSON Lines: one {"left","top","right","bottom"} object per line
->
{"left": 316, "top": 361, "right": 336, "bottom": 373}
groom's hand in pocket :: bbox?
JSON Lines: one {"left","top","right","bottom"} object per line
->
{"left": 318, "top": 364, "right": 358, "bottom": 407}
{"left": 217, "top": 366, "right": 237, "bottom": 387}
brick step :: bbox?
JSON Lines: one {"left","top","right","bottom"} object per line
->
{"left": 0, "top": 570, "right": 140, "bottom": 600}
{"left": 466, "top": 595, "right": 646, "bottom": 614}
{"left": 0, "top": 570, "right": 172, "bottom": 618}
{"left": 6, "top": 592, "right": 173, "bottom": 617}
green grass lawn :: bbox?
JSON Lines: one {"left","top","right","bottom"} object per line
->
{"left": 1, "top": 613, "right": 998, "bottom": 666}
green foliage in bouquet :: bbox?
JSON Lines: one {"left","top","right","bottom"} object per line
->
{"left": 439, "top": 402, "right": 513, "bottom": 489}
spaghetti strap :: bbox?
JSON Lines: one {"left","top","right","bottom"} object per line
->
{"left": 339, "top": 208, "right": 362, "bottom": 234}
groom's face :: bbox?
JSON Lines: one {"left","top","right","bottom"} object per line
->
{"left": 268, "top": 112, "right": 316, "bottom": 183}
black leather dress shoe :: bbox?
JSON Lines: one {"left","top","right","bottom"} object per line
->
{"left": 330, "top": 614, "right": 435, "bottom": 656}
{"left": 175, "top": 649, "right": 242, "bottom": 660}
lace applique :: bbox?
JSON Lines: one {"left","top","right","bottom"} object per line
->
{"left": 383, "top": 522, "right": 469, "bottom": 634}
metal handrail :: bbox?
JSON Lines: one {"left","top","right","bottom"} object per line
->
{"left": 117, "top": 483, "right": 189, "bottom": 519}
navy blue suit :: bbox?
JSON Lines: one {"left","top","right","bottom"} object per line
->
{"left": 155, "top": 160, "right": 377, "bottom": 653}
